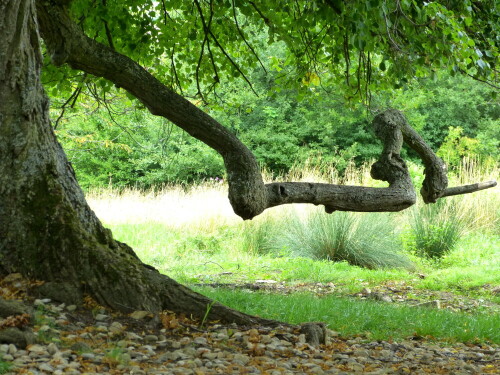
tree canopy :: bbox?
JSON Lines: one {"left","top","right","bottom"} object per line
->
{"left": 45, "top": 0, "right": 499, "bottom": 103}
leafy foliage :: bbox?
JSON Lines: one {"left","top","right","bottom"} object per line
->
{"left": 55, "top": 71, "right": 498, "bottom": 188}
{"left": 44, "top": 0, "right": 499, "bottom": 188}
{"left": 44, "top": 0, "right": 499, "bottom": 103}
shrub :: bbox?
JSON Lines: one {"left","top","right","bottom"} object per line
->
{"left": 279, "top": 210, "right": 414, "bottom": 270}
{"left": 407, "top": 200, "right": 464, "bottom": 259}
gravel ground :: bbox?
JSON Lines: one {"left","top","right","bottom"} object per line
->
{"left": 1, "top": 298, "right": 499, "bottom": 375}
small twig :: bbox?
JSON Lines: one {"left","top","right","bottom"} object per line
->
{"left": 193, "top": 0, "right": 219, "bottom": 102}
{"left": 100, "top": 95, "right": 146, "bottom": 149}
{"left": 206, "top": 27, "right": 258, "bottom": 95}
{"left": 170, "top": 45, "right": 184, "bottom": 95}
{"left": 203, "top": 261, "right": 224, "bottom": 270}
{"left": 249, "top": 1, "right": 271, "bottom": 27}
{"left": 458, "top": 69, "right": 500, "bottom": 90}
{"left": 395, "top": 0, "right": 431, "bottom": 27}
{"left": 160, "top": 0, "right": 173, "bottom": 25}
{"left": 343, "top": 31, "right": 352, "bottom": 87}
{"left": 231, "top": 0, "right": 267, "bottom": 73}
{"left": 54, "top": 74, "right": 86, "bottom": 129}
{"left": 101, "top": 0, "right": 115, "bottom": 51}
{"left": 382, "top": 7, "right": 403, "bottom": 52}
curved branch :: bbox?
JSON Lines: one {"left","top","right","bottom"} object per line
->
{"left": 37, "top": 0, "right": 268, "bottom": 220}
{"left": 37, "top": 2, "right": 496, "bottom": 221}
{"left": 265, "top": 110, "right": 417, "bottom": 213}
{"left": 397, "top": 117, "right": 448, "bottom": 203}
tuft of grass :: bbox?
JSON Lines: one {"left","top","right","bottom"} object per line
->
{"left": 195, "top": 287, "right": 500, "bottom": 344}
{"left": 406, "top": 199, "right": 465, "bottom": 259}
{"left": 240, "top": 210, "right": 290, "bottom": 256}
{"left": 103, "top": 347, "right": 131, "bottom": 366}
{"left": 278, "top": 210, "right": 414, "bottom": 270}
{"left": 0, "top": 359, "right": 12, "bottom": 375}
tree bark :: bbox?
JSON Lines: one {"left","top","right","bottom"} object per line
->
{"left": 0, "top": 0, "right": 280, "bottom": 326}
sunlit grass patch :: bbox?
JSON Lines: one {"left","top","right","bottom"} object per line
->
{"left": 87, "top": 160, "right": 499, "bottom": 300}
{"left": 86, "top": 183, "right": 239, "bottom": 228}
{"left": 195, "top": 287, "right": 500, "bottom": 344}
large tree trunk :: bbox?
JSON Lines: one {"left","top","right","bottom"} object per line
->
{"left": 0, "top": 0, "right": 278, "bottom": 326}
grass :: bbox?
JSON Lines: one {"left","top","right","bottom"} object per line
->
{"left": 278, "top": 210, "right": 414, "bottom": 269}
{"left": 195, "top": 287, "right": 500, "bottom": 344}
{"left": 407, "top": 200, "right": 465, "bottom": 259}
{"left": 86, "top": 159, "right": 499, "bottom": 342}
{"left": 0, "top": 359, "right": 11, "bottom": 375}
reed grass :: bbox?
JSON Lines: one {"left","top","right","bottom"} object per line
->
{"left": 86, "top": 158, "right": 499, "bottom": 287}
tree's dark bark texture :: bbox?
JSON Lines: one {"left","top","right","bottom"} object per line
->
{"left": 0, "top": 0, "right": 495, "bottom": 322}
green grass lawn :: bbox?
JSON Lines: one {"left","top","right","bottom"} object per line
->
{"left": 194, "top": 287, "right": 500, "bottom": 344}
{"left": 107, "top": 220, "right": 499, "bottom": 296}
{"left": 103, "top": 221, "right": 499, "bottom": 344}
{"left": 88, "top": 173, "right": 499, "bottom": 344}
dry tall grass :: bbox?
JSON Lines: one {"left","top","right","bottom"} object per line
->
{"left": 86, "top": 182, "right": 238, "bottom": 229}
{"left": 86, "top": 159, "right": 498, "bottom": 232}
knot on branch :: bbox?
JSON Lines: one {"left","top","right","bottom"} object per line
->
{"left": 371, "top": 110, "right": 413, "bottom": 190}
{"left": 421, "top": 162, "right": 448, "bottom": 203}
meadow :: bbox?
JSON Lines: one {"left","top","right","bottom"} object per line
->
{"left": 87, "top": 159, "right": 499, "bottom": 343}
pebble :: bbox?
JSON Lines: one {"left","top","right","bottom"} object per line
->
{"left": 1, "top": 299, "right": 497, "bottom": 375}
{"left": 144, "top": 334, "right": 158, "bottom": 343}
{"left": 94, "top": 313, "right": 109, "bottom": 321}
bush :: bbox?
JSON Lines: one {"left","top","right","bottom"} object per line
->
{"left": 278, "top": 210, "right": 414, "bottom": 270}
{"left": 240, "top": 213, "right": 290, "bottom": 256}
{"left": 407, "top": 200, "right": 464, "bottom": 259}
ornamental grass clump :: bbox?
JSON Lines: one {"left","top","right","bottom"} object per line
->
{"left": 408, "top": 200, "right": 465, "bottom": 259}
{"left": 281, "top": 210, "right": 414, "bottom": 270}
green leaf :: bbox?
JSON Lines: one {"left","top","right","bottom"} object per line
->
{"left": 476, "top": 59, "right": 488, "bottom": 69}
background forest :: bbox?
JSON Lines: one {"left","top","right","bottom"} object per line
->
{"left": 50, "top": 66, "right": 499, "bottom": 190}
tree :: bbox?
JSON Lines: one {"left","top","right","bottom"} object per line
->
{"left": 0, "top": 0, "right": 497, "bottom": 323}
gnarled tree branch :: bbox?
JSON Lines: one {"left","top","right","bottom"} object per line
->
{"left": 36, "top": 1, "right": 496, "bottom": 221}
